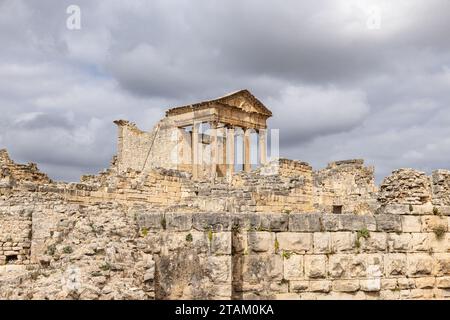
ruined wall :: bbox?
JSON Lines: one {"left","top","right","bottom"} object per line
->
{"left": 313, "top": 160, "right": 378, "bottom": 215}
{"left": 133, "top": 209, "right": 449, "bottom": 300}
{"left": 432, "top": 170, "right": 450, "bottom": 206}
{"left": 0, "top": 149, "right": 51, "bottom": 185}
{"left": 231, "top": 210, "right": 449, "bottom": 300}
{"left": 0, "top": 149, "right": 449, "bottom": 300}
{"left": 0, "top": 195, "right": 31, "bottom": 266}
{"left": 379, "top": 169, "right": 432, "bottom": 205}
{"left": 114, "top": 119, "right": 179, "bottom": 174}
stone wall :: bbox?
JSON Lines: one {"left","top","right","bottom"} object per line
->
{"left": 0, "top": 148, "right": 51, "bottom": 186}
{"left": 133, "top": 208, "right": 449, "bottom": 300}
{"left": 0, "top": 149, "right": 449, "bottom": 300}
{"left": 379, "top": 169, "right": 432, "bottom": 205}
{"left": 0, "top": 195, "right": 31, "bottom": 265}
{"left": 114, "top": 119, "right": 190, "bottom": 175}
{"left": 432, "top": 170, "right": 450, "bottom": 206}
{"left": 313, "top": 160, "right": 378, "bottom": 215}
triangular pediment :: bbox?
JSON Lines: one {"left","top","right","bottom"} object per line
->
{"left": 166, "top": 89, "right": 272, "bottom": 117}
{"left": 216, "top": 90, "right": 272, "bottom": 116}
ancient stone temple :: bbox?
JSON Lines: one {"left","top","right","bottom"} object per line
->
{"left": 0, "top": 90, "right": 449, "bottom": 300}
{"left": 114, "top": 90, "right": 272, "bottom": 180}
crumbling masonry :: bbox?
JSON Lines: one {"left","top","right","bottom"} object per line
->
{"left": 0, "top": 90, "right": 449, "bottom": 300}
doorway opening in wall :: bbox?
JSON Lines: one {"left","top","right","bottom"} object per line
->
{"left": 6, "top": 254, "right": 18, "bottom": 264}
{"left": 333, "top": 205, "right": 343, "bottom": 214}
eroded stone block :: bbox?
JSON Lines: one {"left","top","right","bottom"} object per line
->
{"left": 289, "top": 214, "right": 321, "bottom": 232}
{"left": 304, "top": 255, "right": 327, "bottom": 279}
{"left": 277, "top": 233, "right": 312, "bottom": 253}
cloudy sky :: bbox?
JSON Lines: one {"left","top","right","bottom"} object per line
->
{"left": 1, "top": 0, "right": 450, "bottom": 182}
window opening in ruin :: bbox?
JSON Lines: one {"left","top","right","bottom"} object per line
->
{"left": 333, "top": 205, "right": 343, "bottom": 214}
{"left": 6, "top": 254, "right": 18, "bottom": 264}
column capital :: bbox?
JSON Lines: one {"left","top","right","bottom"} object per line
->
{"left": 209, "top": 121, "right": 219, "bottom": 129}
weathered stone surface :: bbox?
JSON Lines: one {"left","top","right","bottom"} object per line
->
{"left": 332, "top": 280, "right": 360, "bottom": 292}
{"left": 289, "top": 214, "right": 321, "bottom": 232}
{"left": 331, "top": 232, "right": 354, "bottom": 252}
{"left": 165, "top": 213, "right": 192, "bottom": 231}
{"left": 375, "top": 215, "right": 402, "bottom": 232}
{"left": 322, "top": 215, "right": 376, "bottom": 232}
{"left": 421, "top": 216, "right": 448, "bottom": 232}
{"left": 407, "top": 254, "right": 434, "bottom": 277}
{"left": 388, "top": 234, "right": 411, "bottom": 252}
{"left": 193, "top": 213, "right": 232, "bottom": 231}
{"left": 289, "top": 280, "right": 309, "bottom": 292}
{"left": 384, "top": 254, "right": 407, "bottom": 276}
{"left": 304, "top": 255, "right": 327, "bottom": 279}
{"left": 410, "top": 233, "right": 430, "bottom": 252}
{"left": 329, "top": 255, "right": 352, "bottom": 279}
{"left": 414, "top": 277, "right": 435, "bottom": 289}
{"left": 360, "top": 278, "right": 381, "bottom": 292}
{"left": 436, "top": 276, "right": 450, "bottom": 288}
{"left": 276, "top": 233, "right": 312, "bottom": 253}
{"left": 247, "top": 232, "right": 274, "bottom": 253}
{"left": 435, "top": 254, "right": 450, "bottom": 276}
{"left": 242, "top": 254, "right": 283, "bottom": 283}
{"left": 361, "top": 233, "right": 387, "bottom": 252}
{"left": 313, "top": 232, "right": 331, "bottom": 254}
{"left": 283, "top": 254, "right": 304, "bottom": 280}
{"left": 1, "top": 130, "right": 450, "bottom": 301}
{"left": 402, "top": 216, "right": 422, "bottom": 233}
{"left": 309, "top": 280, "right": 331, "bottom": 293}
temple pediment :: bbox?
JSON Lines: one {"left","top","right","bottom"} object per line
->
{"left": 166, "top": 89, "right": 272, "bottom": 117}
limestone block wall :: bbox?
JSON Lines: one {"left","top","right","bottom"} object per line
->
{"left": 313, "top": 159, "right": 378, "bottom": 215}
{"left": 115, "top": 119, "right": 181, "bottom": 174}
{"left": 231, "top": 209, "right": 449, "bottom": 300}
{"left": 0, "top": 149, "right": 51, "bottom": 185}
{"left": 379, "top": 169, "right": 432, "bottom": 205}
{"left": 114, "top": 120, "right": 153, "bottom": 173}
{"left": 0, "top": 195, "right": 32, "bottom": 265}
{"left": 432, "top": 170, "right": 450, "bottom": 206}
{"left": 230, "top": 159, "right": 314, "bottom": 213}
{"left": 134, "top": 209, "right": 449, "bottom": 300}
{"left": 136, "top": 212, "right": 233, "bottom": 299}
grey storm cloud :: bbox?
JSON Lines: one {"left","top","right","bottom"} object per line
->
{"left": 0, "top": 0, "right": 450, "bottom": 182}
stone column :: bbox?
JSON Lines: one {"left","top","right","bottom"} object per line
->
{"left": 258, "top": 128, "right": 267, "bottom": 165}
{"left": 192, "top": 122, "right": 200, "bottom": 179}
{"left": 244, "top": 128, "right": 252, "bottom": 172}
{"left": 210, "top": 122, "right": 218, "bottom": 179}
{"left": 226, "top": 126, "right": 235, "bottom": 178}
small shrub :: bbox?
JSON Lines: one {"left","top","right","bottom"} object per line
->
{"left": 100, "top": 262, "right": 111, "bottom": 271}
{"left": 282, "top": 250, "right": 292, "bottom": 260}
{"left": 257, "top": 225, "right": 269, "bottom": 232}
{"left": 357, "top": 228, "right": 370, "bottom": 240}
{"left": 160, "top": 215, "right": 167, "bottom": 230}
{"left": 433, "top": 225, "right": 446, "bottom": 240}
{"left": 433, "top": 207, "right": 441, "bottom": 216}
{"left": 63, "top": 246, "right": 73, "bottom": 254}
{"left": 282, "top": 209, "right": 292, "bottom": 214}
{"left": 231, "top": 224, "right": 241, "bottom": 233}
{"left": 186, "top": 233, "right": 193, "bottom": 242}
{"left": 30, "top": 270, "right": 40, "bottom": 280}
{"left": 274, "top": 239, "right": 280, "bottom": 253}
{"left": 355, "top": 228, "right": 370, "bottom": 249}
{"left": 409, "top": 204, "right": 413, "bottom": 212}
{"left": 141, "top": 227, "right": 149, "bottom": 237}
{"left": 207, "top": 229, "right": 213, "bottom": 243}
{"left": 46, "top": 244, "right": 56, "bottom": 256}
